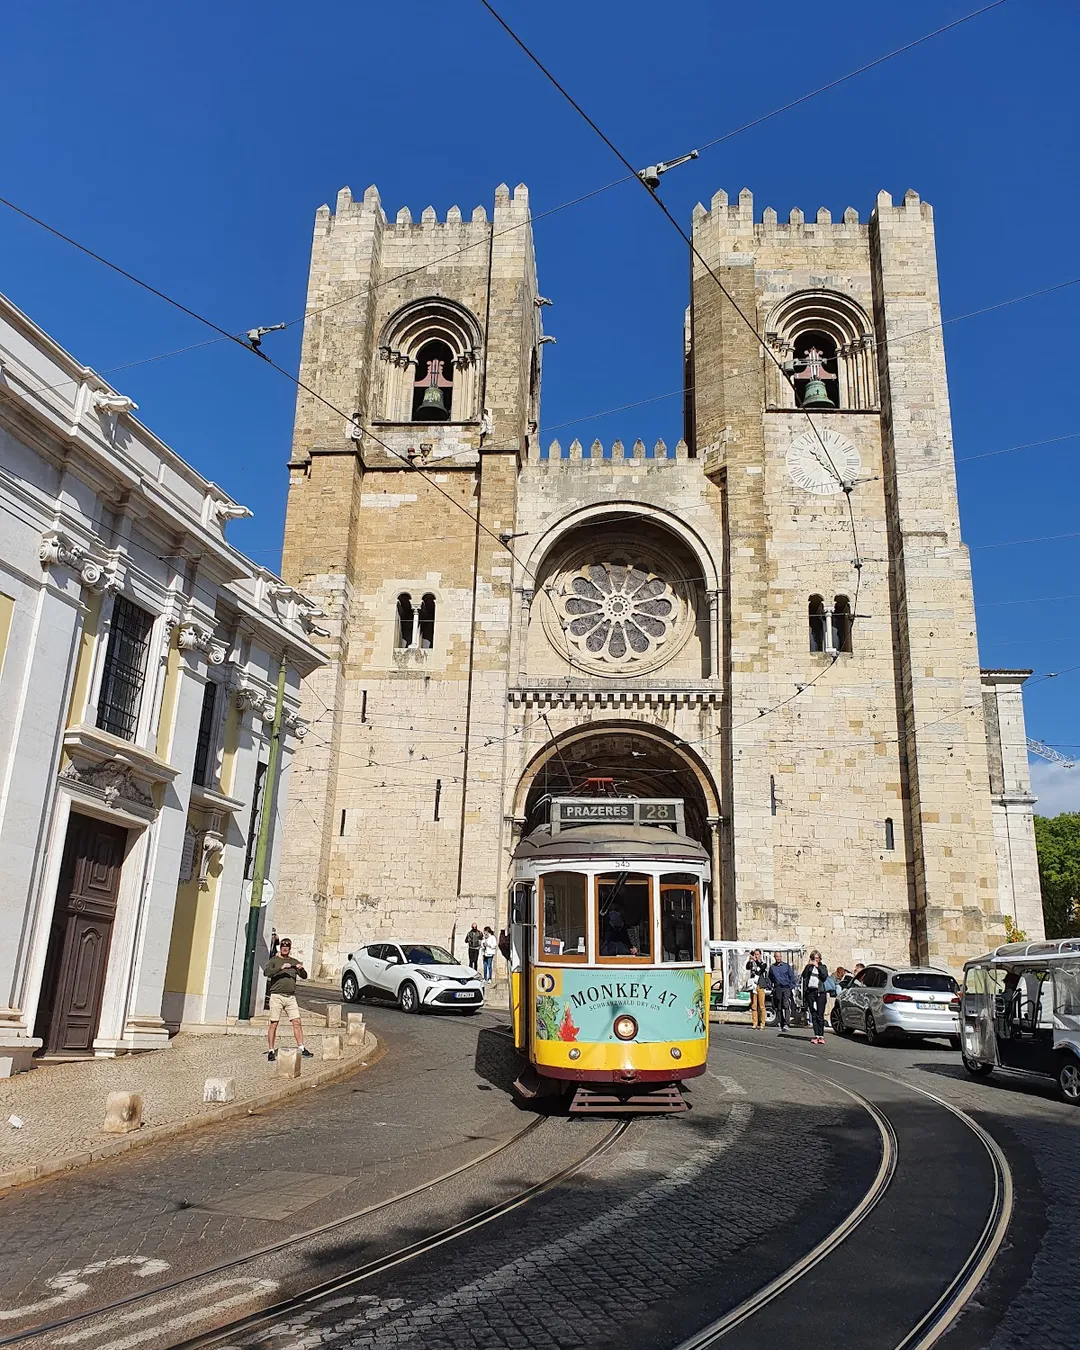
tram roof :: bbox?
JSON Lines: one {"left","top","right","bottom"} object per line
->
{"left": 515, "top": 823, "right": 709, "bottom": 863}
{"left": 965, "top": 937, "right": 1080, "bottom": 968}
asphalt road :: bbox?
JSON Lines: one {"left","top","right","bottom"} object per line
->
{"left": 0, "top": 989, "right": 1075, "bottom": 1350}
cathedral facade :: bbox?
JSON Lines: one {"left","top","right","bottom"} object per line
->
{"left": 276, "top": 180, "right": 1041, "bottom": 978}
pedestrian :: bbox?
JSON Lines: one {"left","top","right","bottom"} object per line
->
{"left": 481, "top": 926, "right": 498, "bottom": 983}
{"left": 802, "top": 950, "right": 830, "bottom": 1044}
{"left": 852, "top": 963, "right": 866, "bottom": 983}
{"left": 767, "top": 950, "right": 797, "bottom": 1033}
{"left": 745, "top": 948, "right": 769, "bottom": 1030}
{"left": 264, "top": 938, "right": 313, "bottom": 1063}
{"left": 465, "top": 922, "right": 483, "bottom": 971}
{"left": 497, "top": 928, "right": 511, "bottom": 962}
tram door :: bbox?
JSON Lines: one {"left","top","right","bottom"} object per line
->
{"left": 509, "top": 882, "right": 535, "bottom": 1052}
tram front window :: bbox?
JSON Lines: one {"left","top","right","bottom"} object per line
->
{"left": 539, "top": 872, "right": 587, "bottom": 959}
{"left": 660, "top": 874, "right": 700, "bottom": 963}
{"left": 597, "top": 873, "right": 652, "bottom": 962}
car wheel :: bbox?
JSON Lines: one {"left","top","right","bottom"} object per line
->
{"left": 948, "top": 1035, "right": 961, "bottom": 1051}
{"left": 341, "top": 972, "right": 360, "bottom": 1003}
{"left": 865, "top": 1012, "right": 881, "bottom": 1045}
{"left": 1058, "top": 1055, "right": 1080, "bottom": 1105}
{"left": 962, "top": 1054, "right": 993, "bottom": 1078}
{"left": 398, "top": 981, "right": 420, "bottom": 1015}
{"left": 831, "top": 1004, "right": 855, "bottom": 1037}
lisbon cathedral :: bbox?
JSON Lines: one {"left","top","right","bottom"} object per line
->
{"left": 275, "top": 180, "right": 1041, "bottom": 978}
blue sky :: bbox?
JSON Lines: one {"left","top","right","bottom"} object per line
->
{"left": 2, "top": 1, "right": 1077, "bottom": 810}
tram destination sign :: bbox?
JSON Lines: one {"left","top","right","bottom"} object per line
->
{"left": 551, "top": 797, "right": 683, "bottom": 834}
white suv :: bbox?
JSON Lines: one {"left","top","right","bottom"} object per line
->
{"left": 341, "top": 942, "right": 485, "bottom": 1014}
{"left": 832, "top": 964, "right": 960, "bottom": 1047}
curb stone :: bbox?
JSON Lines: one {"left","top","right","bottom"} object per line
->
{"left": 0, "top": 1031, "right": 381, "bottom": 1197}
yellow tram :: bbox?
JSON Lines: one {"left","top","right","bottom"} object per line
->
{"left": 508, "top": 797, "right": 710, "bottom": 1113}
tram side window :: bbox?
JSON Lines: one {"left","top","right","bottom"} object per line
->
{"left": 596, "top": 873, "right": 653, "bottom": 962}
{"left": 1053, "top": 965, "right": 1080, "bottom": 1018}
{"left": 540, "top": 872, "right": 587, "bottom": 959}
{"left": 660, "top": 874, "right": 700, "bottom": 963}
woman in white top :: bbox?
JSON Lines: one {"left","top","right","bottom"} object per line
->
{"left": 481, "top": 927, "right": 498, "bottom": 983}
{"left": 801, "top": 951, "right": 830, "bottom": 1044}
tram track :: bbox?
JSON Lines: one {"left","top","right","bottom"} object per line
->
{"left": 680, "top": 1042, "right": 1013, "bottom": 1350}
{"left": 6, "top": 1115, "right": 629, "bottom": 1350}
{"left": 0, "top": 1115, "right": 546, "bottom": 1349}
{"left": 170, "top": 1117, "right": 631, "bottom": 1350}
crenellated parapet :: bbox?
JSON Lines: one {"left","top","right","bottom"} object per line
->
{"left": 535, "top": 437, "right": 689, "bottom": 464}
{"left": 318, "top": 181, "right": 530, "bottom": 234}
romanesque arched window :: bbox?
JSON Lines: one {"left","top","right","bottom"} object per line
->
{"left": 418, "top": 593, "right": 436, "bottom": 650}
{"left": 808, "top": 595, "right": 828, "bottom": 653}
{"left": 377, "top": 299, "right": 483, "bottom": 423}
{"left": 766, "top": 291, "right": 877, "bottom": 410}
{"left": 831, "top": 595, "right": 853, "bottom": 654}
{"left": 395, "top": 592, "right": 414, "bottom": 648}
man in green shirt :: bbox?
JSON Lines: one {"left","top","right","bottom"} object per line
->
{"left": 264, "top": 938, "right": 314, "bottom": 1062}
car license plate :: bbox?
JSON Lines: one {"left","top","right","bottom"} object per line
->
{"left": 453, "top": 991, "right": 472, "bottom": 1000}
{"left": 917, "top": 1002, "right": 945, "bottom": 1011}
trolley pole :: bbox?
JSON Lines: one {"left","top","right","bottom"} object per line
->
{"left": 237, "top": 657, "right": 287, "bottom": 1021}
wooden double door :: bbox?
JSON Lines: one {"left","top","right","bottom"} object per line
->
{"left": 36, "top": 813, "right": 128, "bottom": 1056}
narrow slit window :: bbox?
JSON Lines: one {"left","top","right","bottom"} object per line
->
{"left": 884, "top": 817, "right": 895, "bottom": 851}
{"left": 340, "top": 809, "right": 347, "bottom": 837}
{"left": 809, "top": 595, "right": 827, "bottom": 653}
{"left": 831, "top": 595, "right": 853, "bottom": 653}
{"left": 192, "top": 680, "right": 218, "bottom": 786}
{"left": 418, "top": 593, "right": 436, "bottom": 650}
{"left": 396, "top": 592, "right": 414, "bottom": 649}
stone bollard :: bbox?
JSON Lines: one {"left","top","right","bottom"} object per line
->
{"left": 326, "top": 1003, "right": 343, "bottom": 1029}
{"left": 346, "top": 1013, "right": 366, "bottom": 1047}
{"left": 103, "top": 1091, "right": 143, "bottom": 1134}
{"left": 203, "top": 1077, "right": 235, "bottom": 1104}
{"left": 276, "top": 1048, "right": 302, "bottom": 1079}
{"left": 322, "top": 1032, "right": 345, "bottom": 1060}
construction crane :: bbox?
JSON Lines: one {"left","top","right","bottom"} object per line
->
{"left": 1027, "top": 737, "right": 1076, "bottom": 769}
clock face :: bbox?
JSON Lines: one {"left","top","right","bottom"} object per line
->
{"left": 786, "top": 429, "right": 862, "bottom": 495}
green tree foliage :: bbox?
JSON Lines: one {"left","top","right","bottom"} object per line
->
{"left": 1034, "top": 813, "right": 1080, "bottom": 938}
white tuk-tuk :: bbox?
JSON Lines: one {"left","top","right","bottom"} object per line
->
{"left": 708, "top": 940, "right": 805, "bottom": 1018}
{"left": 961, "top": 938, "right": 1080, "bottom": 1104}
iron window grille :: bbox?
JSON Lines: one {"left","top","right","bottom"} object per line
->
{"left": 96, "top": 596, "right": 154, "bottom": 741}
{"left": 192, "top": 680, "right": 218, "bottom": 786}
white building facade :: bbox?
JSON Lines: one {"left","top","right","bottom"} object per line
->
{"left": 0, "top": 292, "right": 325, "bottom": 1076}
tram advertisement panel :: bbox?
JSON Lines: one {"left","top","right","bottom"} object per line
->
{"left": 534, "top": 968, "right": 707, "bottom": 1043}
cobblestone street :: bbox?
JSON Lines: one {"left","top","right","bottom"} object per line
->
{"left": 2, "top": 1001, "right": 1075, "bottom": 1350}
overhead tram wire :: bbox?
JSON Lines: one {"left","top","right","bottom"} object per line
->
{"left": 0, "top": 0, "right": 1034, "bottom": 733}
{"left": 478, "top": 0, "right": 868, "bottom": 716}
{"left": 0, "top": 2, "right": 1016, "bottom": 399}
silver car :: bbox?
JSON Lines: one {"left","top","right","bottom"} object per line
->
{"left": 831, "top": 964, "right": 961, "bottom": 1047}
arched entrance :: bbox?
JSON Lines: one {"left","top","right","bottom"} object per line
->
{"left": 513, "top": 722, "right": 724, "bottom": 940}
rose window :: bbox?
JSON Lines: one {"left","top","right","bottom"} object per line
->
{"left": 556, "top": 563, "right": 678, "bottom": 664}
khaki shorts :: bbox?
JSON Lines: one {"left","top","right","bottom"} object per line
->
{"left": 268, "top": 992, "right": 301, "bottom": 1023}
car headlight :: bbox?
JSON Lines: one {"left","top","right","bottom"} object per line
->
{"left": 417, "top": 970, "right": 451, "bottom": 981}
{"left": 613, "top": 1014, "right": 638, "bottom": 1041}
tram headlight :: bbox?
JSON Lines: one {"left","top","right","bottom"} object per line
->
{"left": 568, "top": 1048, "right": 581, "bottom": 1060}
{"left": 670, "top": 1047, "right": 682, "bottom": 1059}
{"left": 613, "top": 1014, "right": 638, "bottom": 1041}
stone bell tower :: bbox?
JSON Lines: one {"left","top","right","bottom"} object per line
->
{"left": 686, "top": 187, "right": 1003, "bottom": 967}
{"left": 276, "top": 183, "right": 541, "bottom": 971}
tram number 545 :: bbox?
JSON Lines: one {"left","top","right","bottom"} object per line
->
{"left": 613, "top": 859, "right": 631, "bottom": 870}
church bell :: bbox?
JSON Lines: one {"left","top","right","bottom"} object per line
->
{"left": 417, "top": 384, "right": 448, "bottom": 418}
{"left": 800, "top": 378, "right": 835, "bottom": 409}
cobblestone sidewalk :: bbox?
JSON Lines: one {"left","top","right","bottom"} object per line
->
{"left": 0, "top": 1022, "right": 376, "bottom": 1192}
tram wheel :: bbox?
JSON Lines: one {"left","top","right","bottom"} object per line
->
{"left": 1058, "top": 1055, "right": 1080, "bottom": 1105}
{"left": 962, "top": 1054, "right": 992, "bottom": 1078}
